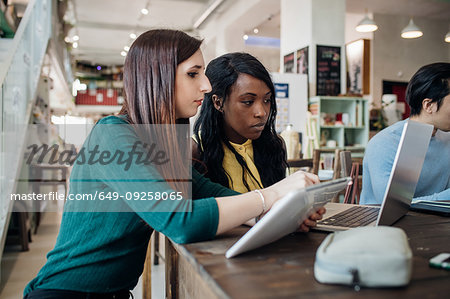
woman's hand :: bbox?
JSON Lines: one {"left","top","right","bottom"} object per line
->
{"left": 216, "top": 171, "right": 320, "bottom": 235}
{"left": 298, "top": 207, "right": 326, "bottom": 232}
{"left": 263, "top": 171, "right": 320, "bottom": 209}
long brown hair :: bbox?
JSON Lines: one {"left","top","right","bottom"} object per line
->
{"left": 120, "top": 29, "right": 202, "bottom": 124}
{"left": 120, "top": 29, "right": 202, "bottom": 197}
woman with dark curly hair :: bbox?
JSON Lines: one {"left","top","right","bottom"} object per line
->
{"left": 193, "top": 52, "right": 288, "bottom": 193}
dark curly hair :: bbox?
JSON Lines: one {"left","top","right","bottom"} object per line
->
{"left": 193, "top": 52, "right": 287, "bottom": 191}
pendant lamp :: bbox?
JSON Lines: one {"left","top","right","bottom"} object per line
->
{"left": 401, "top": 18, "right": 423, "bottom": 39}
{"left": 356, "top": 14, "right": 378, "bottom": 33}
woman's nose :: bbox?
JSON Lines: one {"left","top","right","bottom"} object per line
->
{"left": 201, "top": 75, "right": 212, "bottom": 93}
{"left": 254, "top": 102, "right": 268, "bottom": 117}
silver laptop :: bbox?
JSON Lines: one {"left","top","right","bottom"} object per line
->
{"left": 316, "top": 120, "right": 434, "bottom": 232}
{"left": 225, "top": 177, "right": 351, "bottom": 258}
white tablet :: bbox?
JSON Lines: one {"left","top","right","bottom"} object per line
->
{"left": 225, "top": 177, "right": 351, "bottom": 258}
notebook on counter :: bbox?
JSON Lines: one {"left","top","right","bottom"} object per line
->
{"left": 410, "top": 200, "right": 450, "bottom": 217}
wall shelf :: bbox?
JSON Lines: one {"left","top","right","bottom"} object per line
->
{"left": 309, "top": 96, "right": 369, "bottom": 148}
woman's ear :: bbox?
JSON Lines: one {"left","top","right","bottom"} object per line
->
{"left": 422, "top": 98, "right": 437, "bottom": 114}
{"left": 212, "top": 95, "right": 223, "bottom": 112}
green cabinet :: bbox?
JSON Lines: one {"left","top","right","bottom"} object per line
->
{"left": 309, "top": 96, "right": 369, "bottom": 149}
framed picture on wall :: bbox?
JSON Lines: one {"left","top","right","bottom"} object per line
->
{"left": 296, "top": 47, "right": 308, "bottom": 75}
{"left": 283, "top": 52, "right": 295, "bottom": 73}
{"left": 346, "top": 39, "right": 370, "bottom": 95}
{"left": 316, "top": 45, "right": 341, "bottom": 96}
{"left": 297, "top": 46, "right": 309, "bottom": 97}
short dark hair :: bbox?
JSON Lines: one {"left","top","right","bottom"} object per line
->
{"left": 406, "top": 62, "right": 450, "bottom": 116}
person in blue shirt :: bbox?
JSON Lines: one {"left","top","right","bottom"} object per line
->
{"left": 361, "top": 62, "right": 450, "bottom": 204}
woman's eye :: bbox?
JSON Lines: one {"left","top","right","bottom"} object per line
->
{"left": 187, "top": 72, "right": 198, "bottom": 78}
{"left": 242, "top": 100, "right": 253, "bottom": 106}
{"left": 264, "top": 98, "right": 271, "bottom": 103}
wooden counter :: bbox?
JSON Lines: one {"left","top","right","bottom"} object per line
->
{"left": 165, "top": 211, "right": 450, "bottom": 298}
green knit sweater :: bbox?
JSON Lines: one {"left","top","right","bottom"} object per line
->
{"left": 24, "top": 116, "right": 238, "bottom": 294}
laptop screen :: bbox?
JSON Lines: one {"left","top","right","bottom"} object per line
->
{"left": 376, "top": 120, "right": 433, "bottom": 226}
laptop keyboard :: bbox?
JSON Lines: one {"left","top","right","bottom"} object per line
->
{"left": 318, "top": 206, "right": 379, "bottom": 228}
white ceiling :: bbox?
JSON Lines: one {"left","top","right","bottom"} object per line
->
{"left": 69, "top": 0, "right": 450, "bottom": 66}
{"left": 71, "top": 0, "right": 211, "bottom": 65}
{"left": 346, "top": 0, "right": 450, "bottom": 20}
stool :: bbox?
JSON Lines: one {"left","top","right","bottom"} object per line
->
{"left": 29, "top": 164, "right": 69, "bottom": 234}
{"left": 6, "top": 202, "right": 32, "bottom": 251}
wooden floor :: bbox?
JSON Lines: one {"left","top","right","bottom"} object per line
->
{"left": 0, "top": 211, "right": 165, "bottom": 298}
{"left": 0, "top": 212, "right": 62, "bottom": 299}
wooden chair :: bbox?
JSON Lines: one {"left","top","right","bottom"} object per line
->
{"left": 29, "top": 164, "right": 70, "bottom": 234}
{"left": 6, "top": 202, "right": 32, "bottom": 251}
{"left": 287, "top": 158, "right": 314, "bottom": 173}
{"left": 340, "top": 151, "right": 364, "bottom": 175}
{"left": 338, "top": 149, "right": 365, "bottom": 177}
{"left": 311, "top": 149, "right": 364, "bottom": 202}
{"left": 152, "top": 231, "right": 166, "bottom": 266}
{"left": 340, "top": 150, "right": 364, "bottom": 204}
{"left": 143, "top": 231, "right": 166, "bottom": 298}
{"left": 311, "top": 149, "right": 340, "bottom": 202}
{"left": 312, "top": 148, "right": 341, "bottom": 179}
{"left": 142, "top": 241, "right": 152, "bottom": 299}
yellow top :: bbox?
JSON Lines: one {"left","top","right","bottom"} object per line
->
{"left": 222, "top": 139, "right": 263, "bottom": 193}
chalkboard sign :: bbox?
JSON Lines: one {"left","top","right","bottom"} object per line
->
{"left": 316, "top": 45, "right": 341, "bottom": 96}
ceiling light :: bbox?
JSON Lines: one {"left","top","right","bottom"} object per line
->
{"left": 72, "top": 42, "right": 78, "bottom": 49}
{"left": 73, "top": 35, "right": 79, "bottom": 41}
{"left": 124, "top": 46, "right": 130, "bottom": 51}
{"left": 64, "top": 36, "right": 71, "bottom": 43}
{"left": 141, "top": 8, "right": 149, "bottom": 15}
{"left": 243, "top": 34, "right": 249, "bottom": 40}
{"left": 253, "top": 28, "right": 259, "bottom": 34}
{"left": 121, "top": 51, "right": 127, "bottom": 57}
{"left": 130, "top": 33, "right": 137, "bottom": 39}
{"left": 355, "top": 14, "right": 378, "bottom": 33}
{"left": 445, "top": 31, "right": 450, "bottom": 43}
{"left": 401, "top": 19, "right": 423, "bottom": 39}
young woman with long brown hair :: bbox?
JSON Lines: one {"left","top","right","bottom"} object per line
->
{"left": 24, "top": 29, "right": 322, "bottom": 299}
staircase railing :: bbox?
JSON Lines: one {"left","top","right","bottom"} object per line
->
{"left": 0, "top": 0, "right": 52, "bottom": 263}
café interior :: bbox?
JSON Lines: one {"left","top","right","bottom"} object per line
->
{"left": 0, "top": 0, "right": 449, "bottom": 298}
